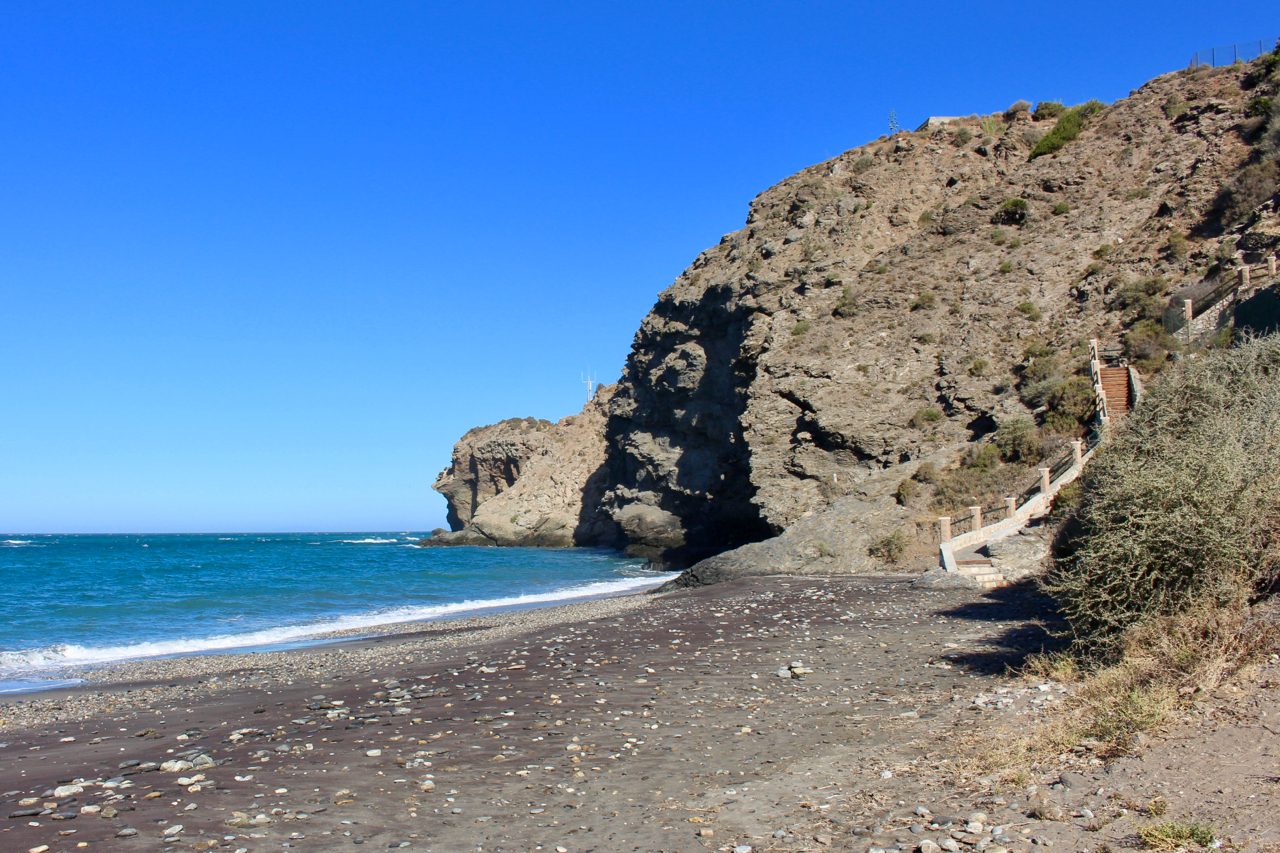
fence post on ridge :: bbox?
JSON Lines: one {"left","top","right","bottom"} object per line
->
{"left": 1039, "top": 467, "right": 1051, "bottom": 495}
{"left": 1071, "top": 440, "right": 1083, "bottom": 465}
{"left": 1004, "top": 497, "right": 1016, "bottom": 520}
{"left": 939, "top": 517, "right": 951, "bottom": 543}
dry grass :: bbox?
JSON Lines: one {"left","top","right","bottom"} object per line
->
{"left": 970, "top": 603, "right": 1280, "bottom": 779}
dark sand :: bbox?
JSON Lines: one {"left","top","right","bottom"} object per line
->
{"left": 3, "top": 576, "right": 1279, "bottom": 853}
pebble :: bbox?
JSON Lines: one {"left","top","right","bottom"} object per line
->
{"left": 115, "top": 829, "right": 138, "bottom": 838}
{"left": 365, "top": 749, "right": 382, "bottom": 757}
{"left": 920, "top": 841, "right": 941, "bottom": 853}
{"left": 52, "top": 785, "right": 82, "bottom": 798}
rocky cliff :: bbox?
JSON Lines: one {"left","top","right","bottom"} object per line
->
{"left": 423, "top": 385, "right": 618, "bottom": 547}
{"left": 431, "top": 56, "right": 1280, "bottom": 581}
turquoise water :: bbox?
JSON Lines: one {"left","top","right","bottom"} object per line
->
{"left": 0, "top": 534, "right": 670, "bottom": 691}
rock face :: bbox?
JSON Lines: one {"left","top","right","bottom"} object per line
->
{"left": 431, "top": 60, "right": 1280, "bottom": 580}
{"left": 605, "top": 63, "right": 1264, "bottom": 577}
{"left": 424, "top": 386, "right": 619, "bottom": 547}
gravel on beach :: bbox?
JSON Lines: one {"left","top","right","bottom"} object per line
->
{"left": 3, "top": 575, "right": 1278, "bottom": 853}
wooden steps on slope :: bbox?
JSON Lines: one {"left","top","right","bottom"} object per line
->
{"left": 1100, "top": 366, "right": 1132, "bottom": 417}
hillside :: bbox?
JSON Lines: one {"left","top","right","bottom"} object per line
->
{"left": 431, "top": 56, "right": 1280, "bottom": 581}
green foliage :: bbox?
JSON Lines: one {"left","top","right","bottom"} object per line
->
{"left": 1138, "top": 821, "right": 1216, "bottom": 850}
{"left": 933, "top": 453, "right": 1029, "bottom": 515}
{"left": 1165, "top": 232, "right": 1188, "bottom": 258}
{"left": 791, "top": 320, "right": 811, "bottom": 336}
{"left": 913, "top": 461, "right": 939, "bottom": 484}
{"left": 895, "top": 478, "right": 920, "bottom": 505}
{"left": 1043, "top": 376, "right": 1095, "bottom": 433}
{"left": 918, "top": 209, "right": 934, "bottom": 224}
{"left": 1218, "top": 161, "right": 1279, "bottom": 225}
{"left": 980, "top": 115, "right": 1007, "bottom": 136}
{"left": 1123, "top": 319, "right": 1178, "bottom": 373}
{"left": 833, "top": 285, "right": 857, "bottom": 318}
{"left": 1033, "top": 101, "right": 1065, "bottom": 119}
{"left": 1161, "top": 98, "right": 1188, "bottom": 119}
{"left": 951, "top": 127, "right": 973, "bottom": 147}
{"left": 1117, "top": 277, "right": 1170, "bottom": 323}
{"left": 968, "top": 357, "right": 988, "bottom": 377}
{"left": 1246, "top": 96, "right": 1273, "bottom": 117}
{"left": 994, "top": 417, "right": 1043, "bottom": 463}
{"left": 1030, "top": 105, "right": 1088, "bottom": 159}
{"left": 1092, "top": 243, "right": 1112, "bottom": 260}
{"left": 1045, "top": 336, "right": 1280, "bottom": 657}
{"left": 998, "top": 260, "right": 1013, "bottom": 274}
{"left": 1004, "top": 100, "right": 1031, "bottom": 119}
{"left": 1126, "top": 187, "right": 1152, "bottom": 200}
{"left": 1016, "top": 301, "right": 1043, "bottom": 321}
{"left": 909, "top": 291, "right": 937, "bottom": 311}
{"left": 868, "top": 529, "right": 909, "bottom": 563}
{"left": 991, "top": 228, "right": 1008, "bottom": 245}
{"left": 851, "top": 156, "right": 874, "bottom": 174}
{"left": 909, "top": 407, "right": 943, "bottom": 429}
{"left": 993, "top": 198, "right": 1028, "bottom": 226}
{"left": 1052, "top": 201, "right": 1070, "bottom": 215}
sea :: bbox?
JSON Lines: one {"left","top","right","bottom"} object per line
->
{"left": 0, "top": 533, "right": 673, "bottom": 694}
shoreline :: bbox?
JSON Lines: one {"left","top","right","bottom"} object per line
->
{"left": 2, "top": 574, "right": 1275, "bottom": 853}
{"left": 0, "top": 573, "right": 676, "bottom": 699}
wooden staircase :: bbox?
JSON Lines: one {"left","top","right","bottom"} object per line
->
{"left": 1099, "top": 366, "right": 1132, "bottom": 417}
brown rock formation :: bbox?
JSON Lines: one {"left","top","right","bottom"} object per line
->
{"left": 430, "top": 59, "right": 1280, "bottom": 581}
{"left": 424, "top": 386, "right": 619, "bottom": 547}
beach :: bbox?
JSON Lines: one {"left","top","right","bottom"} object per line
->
{"left": 2, "top": 576, "right": 1278, "bottom": 853}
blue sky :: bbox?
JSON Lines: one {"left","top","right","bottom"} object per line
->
{"left": 2, "top": 1, "right": 1274, "bottom": 533}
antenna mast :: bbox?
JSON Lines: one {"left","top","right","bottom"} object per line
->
{"left": 581, "top": 371, "right": 597, "bottom": 401}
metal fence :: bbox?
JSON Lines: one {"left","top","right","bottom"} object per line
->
{"left": 1190, "top": 38, "right": 1276, "bottom": 68}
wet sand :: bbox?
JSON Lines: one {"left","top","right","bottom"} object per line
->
{"left": 3, "top": 575, "right": 1278, "bottom": 853}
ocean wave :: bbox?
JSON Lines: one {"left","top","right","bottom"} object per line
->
{"left": 0, "top": 573, "right": 676, "bottom": 676}
{"left": 339, "top": 538, "right": 399, "bottom": 544}
{"left": 3, "top": 540, "right": 35, "bottom": 546}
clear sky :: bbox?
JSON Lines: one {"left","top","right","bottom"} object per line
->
{"left": 2, "top": 1, "right": 1274, "bottom": 533}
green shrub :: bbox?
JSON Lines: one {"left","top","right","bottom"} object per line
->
{"left": 910, "top": 291, "right": 937, "bottom": 311}
{"left": 991, "top": 228, "right": 1008, "bottom": 245}
{"left": 969, "top": 357, "right": 988, "bottom": 376}
{"left": 868, "top": 529, "right": 909, "bottom": 563}
{"left": 994, "top": 417, "right": 1042, "bottom": 463}
{"left": 1165, "top": 232, "right": 1188, "bottom": 258}
{"left": 998, "top": 260, "right": 1013, "bottom": 274}
{"left": 993, "top": 198, "right": 1028, "bottom": 225}
{"left": 791, "top": 320, "right": 811, "bottom": 336}
{"left": 951, "top": 127, "right": 973, "bottom": 147}
{"left": 980, "top": 116, "right": 1007, "bottom": 136}
{"left": 895, "top": 478, "right": 920, "bottom": 505}
{"left": 1218, "top": 161, "right": 1279, "bottom": 225}
{"left": 1016, "top": 301, "right": 1043, "bottom": 321}
{"left": 1029, "top": 107, "right": 1086, "bottom": 159}
{"left": 918, "top": 209, "right": 934, "bottom": 224}
{"left": 1161, "top": 98, "right": 1188, "bottom": 119}
{"left": 1247, "top": 96, "right": 1273, "bottom": 117}
{"left": 1126, "top": 187, "right": 1152, "bottom": 200}
{"left": 1043, "top": 376, "right": 1095, "bottom": 432}
{"left": 1052, "top": 201, "right": 1070, "bottom": 215}
{"left": 1004, "top": 100, "right": 1031, "bottom": 120}
{"left": 1033, "top": 101, "right": 1065, "bottom": 119}
{"left": 1138, "top": 821, "right": 1216, "bottom": 851}
{"left": 909, "top": 407, "right": 943, "bottom": 429}
{"left": 1046, "top": 336, "right": 1280, "bottom": 657}
{"left": 833, "top": 285, "right": 857, "bottom": 318}
{"left": 1092, "top": 243, "right": 1112, "bottom": 260}
{"left": 1123, "top": 319, "right": 1178, "bottom": 372}
{"left": 852, "top": 155, "right": 874, "bottom": 174}
{"left": 913, "top": 461, "right": 940, "bottom": 484}
{"left": 932, "top": 455, "right": 1029, "bottom": 515}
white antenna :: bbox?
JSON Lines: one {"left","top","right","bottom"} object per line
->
{"left": 581, "top": 370, "right": 597, "bottom": 401}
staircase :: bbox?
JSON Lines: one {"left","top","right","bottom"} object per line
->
{"left": 952, "top": 544, "right": 1005, "bottom": 589}
{"left": 1099, "top": 366, "right": 1132, "bottom": 417}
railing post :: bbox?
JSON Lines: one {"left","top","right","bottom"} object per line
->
{"left": 1241, "top": 265, "right": 1250, "bottom": 290}
{"left": 1270, "top": 255, "right": 1277, "bottom": 279}
{"left": 1039, "top": 467, "right": 1051, "bottom": 494}
{"left": 939, "top": 516, "right": 951, "bottom": 543}
{"left": 1071, "top": 439, "right": 1083, "bottom": 465}
{"left": 1183, "top": 299, "right": 1193, "bottom": 322}
{"left": 968, "top": 506, "right": 982, "bottom": 533}
{"left": 1004, "top": 497, "right": 1016, "bottom": 520}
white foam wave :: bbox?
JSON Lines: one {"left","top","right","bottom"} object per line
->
{"left": 340, "top": 538, "right": 399, "bottom": 544}
{"left": 3, "top": 540, "right": 34, "bottom": 545}
{"left": 0, "top": 573, "right": 675, "bottom": 676}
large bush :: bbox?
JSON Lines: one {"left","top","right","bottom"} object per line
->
{"left": 1046, "top": 335, "right": 1280, "bottom": 658}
